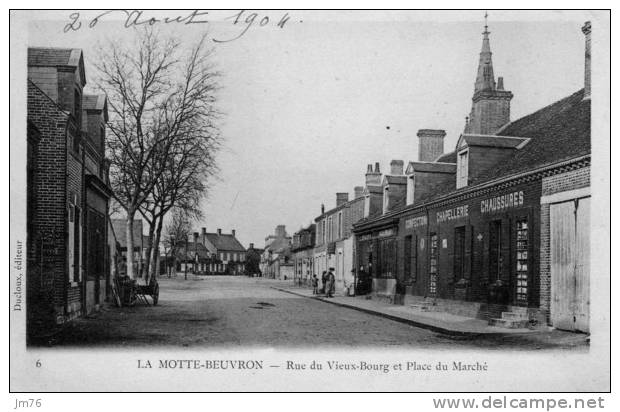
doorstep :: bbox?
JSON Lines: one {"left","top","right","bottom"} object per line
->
{"left": 272, "top": 286, "right": 538, "bottom": 337}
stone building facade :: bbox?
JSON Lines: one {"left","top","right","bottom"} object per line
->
{"left": 291, "top": 224, "right": 316, "bottom": 285}
{"left": 314, "top": 191, "right": 365, "bottom": 294}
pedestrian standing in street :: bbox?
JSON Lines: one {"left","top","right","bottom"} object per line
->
{"left": 326, "top": 268, "right": 336, "bottom": 298}
{"left": 321, "top": 271, "right": 327, "bottom": 294}
{"left": 312, "top": 275, "right": 319, "bottom": 295}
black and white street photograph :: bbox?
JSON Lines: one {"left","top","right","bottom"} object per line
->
{"left": 9, "top": 8, "right": 610, "bottom": 393}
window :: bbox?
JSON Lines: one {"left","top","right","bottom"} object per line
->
{"left": 100, "top": 125, "right": 105, "bottom": 152}
{"left": 489, "top": 220, "right": 502, "bottom": 281}
{"left": 74, "top": 89, "right": 81, "bottom": 124}
{"left": 429, "top": 234, "right": 438, "bottom": 295}
{"left": 67, "top": 199, "right": 82, "bottom": 283}
{"left": 383, "top": 187, "right": 389, "bottom": 214}
{"left": 406, "top": 176, "right": 415, "bottom": 205}
{"left": 515, "top": 219, "right": 529, "bottom": 304}
{"left": 338, "top": 212, "right": 343, "bottom": 239}
{"left": 457, "top": 149, "right": 469, "bottom": 188}
{"left": 377, "top": 238, "right": 397, "bottom": 278}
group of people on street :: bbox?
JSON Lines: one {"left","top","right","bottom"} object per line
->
{"left": 312, "top": 268, "right": 336, "bottom": 298}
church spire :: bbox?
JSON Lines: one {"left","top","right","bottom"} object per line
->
{"left": 464, "top": 12, "right": 513, "bottom": 135}
{"left": 474, "top": 11, "right": 496, "bottom": 92}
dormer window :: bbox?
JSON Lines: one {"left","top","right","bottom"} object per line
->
{"left": 457, "top": 149, "right": 469, "bottom": 188}
{"left": 383, "top": 186, "right": 389, "bottom": 214}
{"left": 74, "top": 89, "right": 81, "bottom": 124}
{"left": 406, "top": 176, "right": 415, "bottom": 205}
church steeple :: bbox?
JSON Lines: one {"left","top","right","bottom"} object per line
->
{"left": 474, "top": 12, "right": 496, "bottom": 92}
{"left": 464, "top": 12, "right": 513, "bottom": 135}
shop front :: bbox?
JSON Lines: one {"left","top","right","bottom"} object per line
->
{"left": 397, "top": 180, "right": 542, "bottom": 319}
{"left": 354, "top": 219, "right": 399, "bottom": 298}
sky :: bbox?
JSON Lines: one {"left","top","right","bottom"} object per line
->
{"left": 21, "top": 10, "right": 596, "bottom": 248}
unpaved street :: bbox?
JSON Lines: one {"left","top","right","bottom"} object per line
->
{"left": 49, "top": 276, "right": 588, "bottom": 350}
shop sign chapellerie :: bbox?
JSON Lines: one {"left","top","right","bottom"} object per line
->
{"left": 436, "top": 205, "right": 469, "bottom": 223}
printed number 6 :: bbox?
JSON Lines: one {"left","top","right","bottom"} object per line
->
{"left": 36, "top": 360, "right": 41, "bottom": 367}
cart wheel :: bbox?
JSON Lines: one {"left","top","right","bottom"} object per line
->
{"left": 152, "top": 283, "right": 159, "bottom": 306}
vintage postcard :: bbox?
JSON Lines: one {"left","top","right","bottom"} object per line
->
{"left": 9, "top": 9, "right": 610, "bottom": 393}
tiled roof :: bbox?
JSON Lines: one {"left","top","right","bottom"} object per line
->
{"left": 480, "top": 88, "right": 590, "bottom": 183}
{"left": 354, "top": 89, "right": 590, "bottom": 231}
{"left": 384, "top": 175, "right": 406, "bottom": 184}
{"left": 406, "top": 161, "right": 456, "bottom": 174}
{"left": 111, "top": 219, "right": 144, "bottom": 249}
{"left": 205, "top": 233, "right": 245, "bottom": 252}
{"left": 28, "top": 47, "right": 81, "bottom": 67}
{"left": 435, "top": 151, "right": 457, "bottom": 163}
{"left": 83, "top": 94, "right": 106, "bottom": 111}
{"left": 177, "top": 241, "right": 212, "bottom": 260}
{"left": 460, "top": 134, "right": 529, "bottom": 149}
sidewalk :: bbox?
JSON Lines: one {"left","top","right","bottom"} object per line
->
{"left": 270, "top": 283, "right": 538, "bottom": 337}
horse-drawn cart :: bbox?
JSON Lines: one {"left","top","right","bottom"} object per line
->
{"left": 113, "top": 276, "right": 159, "bottom": 307}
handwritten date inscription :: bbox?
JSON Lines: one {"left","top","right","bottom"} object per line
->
{"left": 64, "top": 10, "right": 291, "bottom": 42}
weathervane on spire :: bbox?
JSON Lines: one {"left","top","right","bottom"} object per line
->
{"left": 483, "top": 11, "right": 490, "bottom": 35}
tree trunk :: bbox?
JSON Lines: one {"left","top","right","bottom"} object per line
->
{"left": 143, "top": 218, "right": 156, "bottom": 284}
{"left": 125, "top": 212, "right": 135, "bottom": 279}
{"left": 151, "top": 215, "right": 165, "bottom": 282}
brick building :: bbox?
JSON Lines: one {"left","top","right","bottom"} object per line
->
{"left": 26, "top": 47, "right": 113, "bottom": 338}
{"left": 291, "top": 224, "right": 316, "bottom": 285}
{"left": 353, "top": 21, "right": 591, "bottom": 331}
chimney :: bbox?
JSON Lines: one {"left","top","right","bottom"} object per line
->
{"left": 276, "top": 225, "right": 286, "bottom": 237}
{"left": 321, "top": 203, "right": 325, "bottom": 214}
{"left": 201, "top": 227, "right": 207, "bottom": 245}
{"left": 354, "top": 186, "right": 364, "bottom": 199}
{"left": 249, "top": 242, "right": 254, "bottom": 249}
{"left": 390, "top": 159, "right": 404, "bottom": 175}
{"left": 232, "top": 229, "right": 236, "bottom": 237}
{"left": 365, "top": 162, "right": 382, "bottom": 186}
{"left": 336, "top": 192, "right": 349, "bottom": 206}
{"left": 193, "top": 232, "right": 199, "bottom": 244}
{"left": 217, "top": 228, "right": 222, "bottom": 235}
{"left": 582, "top": 21, "right": 591, "bottom": 100}
{"left": 417, "top": 129, "right": 446, "bottom": 162}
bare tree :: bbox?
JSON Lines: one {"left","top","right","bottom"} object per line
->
{"left": 96, "top": 28, "right": 220, "bottom": 279}
{"left": 163, "top": 207, "right": 197, "bottom": 276}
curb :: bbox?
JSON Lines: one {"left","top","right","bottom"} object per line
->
{"left": 271, "top": 287, "right": 496, "bottom": 337}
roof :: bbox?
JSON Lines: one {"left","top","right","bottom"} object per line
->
{"left": 111, "top": 219, "right": 144, "bottom": 250}
{"left": 435, "top": 151, "right": 457, "bottom": 163}
{"left": 354, "top": 89, "right": 590, "bottom": 232}
{"left": 406, "top": 161, "right": 456, "bottom": 174}
{"left": 383, "top": 175, "right": 407, "bottom": 185}
{"left": 482, "top": 88, "right": 590, "bottom": 183}
{"left": 458, "top": 134, "right": 529, "bottom": 149}
{"left": 28, "top": 47, "right": 81, "bottom": 66}
{"left": 27, "top": 47, "right": 86, "bottom": 85}
{"left": 314, "top": 194, "right": 365, "bottom": 221}
{"left": 177, "top": 241, "right": 212, "bottom": 260}
{"left": 205, "top": 233, "right": 245, "bottom": 252}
